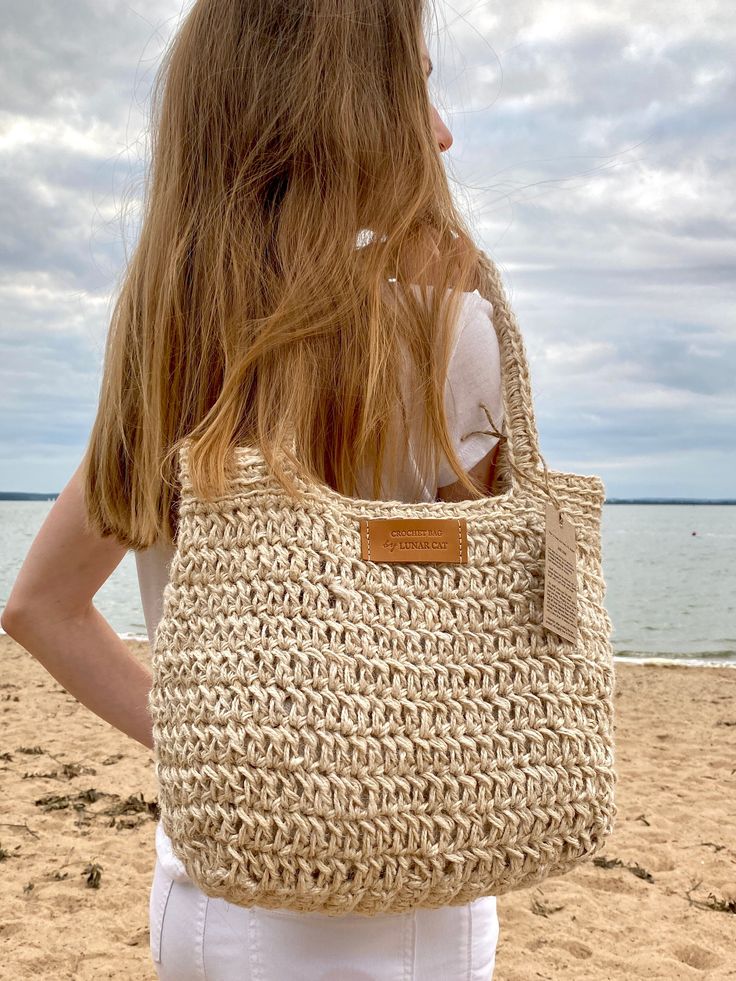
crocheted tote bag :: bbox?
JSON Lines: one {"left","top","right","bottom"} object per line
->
{"left": 148, "top": 250, "right": 617, "bottom": 916}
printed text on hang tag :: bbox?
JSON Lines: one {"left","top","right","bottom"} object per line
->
{"left": 542, "top": 501, "right": 578, "bottom": 645}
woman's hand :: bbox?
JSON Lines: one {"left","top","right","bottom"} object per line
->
{"left": 0, "top": 459, "right": 154, "bottom": 750}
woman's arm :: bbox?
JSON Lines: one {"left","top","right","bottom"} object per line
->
{"left": 436, "top": 439, "right": 501, "bottom": 503}
{"left": 0, "top": 460, "right": 154, "bottom": 750}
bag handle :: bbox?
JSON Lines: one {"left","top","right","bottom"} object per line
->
{"left": 468, "top": 251, "right": 573, "bottom": 514}
{"left": 473, "top": 249, "right": 543, "bottom": 476}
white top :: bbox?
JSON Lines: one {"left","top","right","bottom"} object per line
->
{"left": 136, "top": 287, "right": 504, "bottom": 882}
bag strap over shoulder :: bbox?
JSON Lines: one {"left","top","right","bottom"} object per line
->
{"left": 177, "top": 252, "right": 547, "bottom": 505}
{"left": 474, "top": 250, "right": 542, "bottom": 476}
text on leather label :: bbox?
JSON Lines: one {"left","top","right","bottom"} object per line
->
{"left": 359, "top": 517, "right": 468, "bottom": 564}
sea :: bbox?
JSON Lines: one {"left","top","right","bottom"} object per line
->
{"left": 0, "top": 501, "right": 734, "bottom": 666}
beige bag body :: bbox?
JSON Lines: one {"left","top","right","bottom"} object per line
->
{"left": 148, "top": 251, "right": 617, "bottom": 916}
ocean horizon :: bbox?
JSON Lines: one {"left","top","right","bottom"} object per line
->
{"left": 2, "top": 500, "right": 734, "bottom": 667}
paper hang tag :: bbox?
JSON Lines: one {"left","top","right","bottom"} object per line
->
{"left": 542, "top": 501, "right": 579, "bottom": 645}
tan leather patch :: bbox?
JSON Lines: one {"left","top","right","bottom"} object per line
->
{"left": 359, "top": 517, "right": 468, "bottom": 564}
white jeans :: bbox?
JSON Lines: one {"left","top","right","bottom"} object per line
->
{"left": 149, "top": 856, "right": 499, "bottom": 981}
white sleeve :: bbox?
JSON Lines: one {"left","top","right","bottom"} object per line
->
{"left": 436, "top": 291, "right": 505, "bottom": 489}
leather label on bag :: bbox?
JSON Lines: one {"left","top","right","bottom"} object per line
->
{"left": 359, "top": 517, "right": 468, "bottom": 564}
{"left": 542, "top": 501, "right": 578, "bottom": 645}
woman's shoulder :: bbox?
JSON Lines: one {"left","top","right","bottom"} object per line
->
{"left": 399, "top": 283, "right": 493, "bottom": 340}
{"left": 395, "top": 283, "right": 498, "bottom": 386}
{"left": 457, "top": 287, "right": 494, "bottom": 329}
{"left": 448, "top": 288, "right": 497, "bottom": 365}
{"left": 444, "top": 288, "right": 503, "bottom": 431}
{"left": 436, "top": 289, "right": 504, "bottom": 487}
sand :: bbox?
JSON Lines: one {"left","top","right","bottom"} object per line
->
{"left": 0, "top": 633, "right": 734, "bottom": 980}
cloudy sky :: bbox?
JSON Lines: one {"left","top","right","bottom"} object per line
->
{"left": 1, "top": 0, "right": 733, "bottom": 497}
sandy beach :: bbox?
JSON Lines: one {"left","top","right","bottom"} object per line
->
{"left": 1, "top": 633, "right": 734, "bottom": 980}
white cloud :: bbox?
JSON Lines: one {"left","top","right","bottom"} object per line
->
{"left": 1, "top": 0, "right": 734, "bottom": 496}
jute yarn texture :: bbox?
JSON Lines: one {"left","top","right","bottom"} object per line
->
{"left": 148, "top": 251, "right": 617, "bottom": 916}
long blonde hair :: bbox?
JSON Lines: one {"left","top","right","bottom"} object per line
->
{"left": 83, "top": 0, "right": 498, "bottom": 549}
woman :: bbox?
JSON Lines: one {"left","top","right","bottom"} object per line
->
{"left": 2, "top": 1, "right": 507, "bottom": 977}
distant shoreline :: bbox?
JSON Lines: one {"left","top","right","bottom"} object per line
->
{"left": 0, "top": 493, "right": 61, "bottom": 500}
{"left": 603, "top": 499, "right": 736, "bottom": 505}
{"left": 1, "top": 493, "right": 735, "bottom": 505}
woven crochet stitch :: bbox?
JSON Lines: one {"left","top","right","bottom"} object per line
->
{"left": 148, "top": 251, "right": 617, "bottom": 916}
